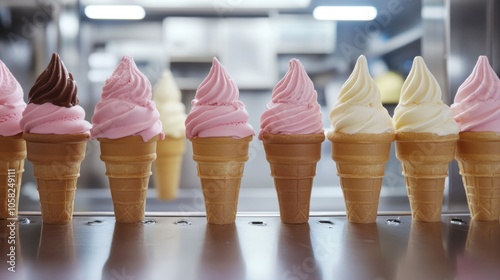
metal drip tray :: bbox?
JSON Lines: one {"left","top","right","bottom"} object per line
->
{"left": 1, "top": 213, "right": 499, "bottom": 280}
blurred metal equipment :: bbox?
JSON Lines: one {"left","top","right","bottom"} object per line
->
{"left": 449, "top": 0, "right": 500, "bottom": 207}
{"left": 429, "top": 0, "right": 500, "bottom": 210}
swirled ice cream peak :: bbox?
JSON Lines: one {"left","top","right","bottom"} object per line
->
{"left": 259, "top": 58, "right": 323, "bottom": 139}
{"left": 185, "top": 57, "right": 254, "bottom": 139}
{"left": 153, "top": 70, "right": 186, "bottom": 138}
{"left": 329, "top": 55, "right": 393, "bottom": 134}
{"left": 451, "top": 55, "right": 500, "bottom": 132}
{"left": 393, "top": 56, "right": 459, "bottom": 135}
{"left": 20, "top": 53, "right": 90, "bottom": 135}
{"left": 0, "top": 59, "right": 26, "bottom": 136}
{"left": 90, "top": 56, "right": 164, "bottom": 141}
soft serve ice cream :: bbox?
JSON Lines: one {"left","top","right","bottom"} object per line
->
{"left": 393, "top": 56, "right": 459, "bottom": 222}
{"left": 452, "top": 56, "right": 500, "bottom": 221}
{"left": 330, "top": 55, "right": 393, "bottom": 134}
{"left": 259, "top": 58, "right": 323, "bottom": 138}
{"left": 328, "top": 55, "right": 394, "bottom": 223}
{"left": 91, "top": 56, "right": 164, "bottom": 141}
{"left": 92, "top": 56, "right": 164, "bottom": 223}
{"left": 153, "top": 70, "right": 186, "bottom": 138}
{"left": 20, "top": 53, "right": 90, "bottom": 135}
{"left": 185, "top": 57, "right": 254, "bottom": 139}
{"left": 185, "top": 57, "right": 254, "bottom": 224}
{"left": 259, "top": 58, "right": 324, "bottom": 224}
{"left": 20, "top": 53, "right": 90, "bottom": 224}
{"left": 393, "top": 56, "right": 459, "bottom": 135}
{"left": 451, "top": 55, "right": 500, "bottom": 132}
{"left": 0, "top": 59, "right": 27, "bottom": 220}
{"left": 0, "top": 60, "right": 26, "bottom": 136}
{"left": 152, "top": 70, "right": 186, "bottom": 201}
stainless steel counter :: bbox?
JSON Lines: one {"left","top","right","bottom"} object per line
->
{"left": 1, "top": 213, "right": 499, "bottom": 280}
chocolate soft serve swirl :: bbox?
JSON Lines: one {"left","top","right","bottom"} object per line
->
{"left": 28, "top": 53, "right": 78, "bottom": 107}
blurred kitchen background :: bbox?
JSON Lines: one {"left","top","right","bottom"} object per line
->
{"left": 1, "top": 0, "right": 498, "bottom": 214}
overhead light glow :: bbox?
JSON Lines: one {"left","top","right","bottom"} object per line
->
{"left": 84, "top": 5, "right": 146, "bottom": 20}
{"left": 313, "top": 6, "right": 377, "bottom": 21}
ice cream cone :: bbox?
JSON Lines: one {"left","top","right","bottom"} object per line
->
{"left": 262, "top": 133, "right": 324, "bottom": 224}
{"left": 455, "top": 132, "right": 500, "bottom": 221}
{"left": 328, "top": 132, "right": 394, "bottom": 223}
{"left": 0, "top": 134, "right": 26, "bottom": 219}
{"left": 395, "top": 132, "right": 458, "bottom": 222}
{"left": 99, "top": 135, "right": 159, "bottom": 223}
{"left": 153, "top": 136, "right": 185, "bottom": 200}
{"left": 191, "top": 136, "right": 252, "bottom": 224}
{"left": 23, "top": 133, "right": 88, "bottom": 224}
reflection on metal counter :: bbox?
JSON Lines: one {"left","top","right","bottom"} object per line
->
{"left": 1, "top": 214, "right": 499, "bottom": 280}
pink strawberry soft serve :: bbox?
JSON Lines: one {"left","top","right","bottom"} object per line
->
{"left": 259, "top": 58, "right": 323, "bottom": 139}
{"left": 451, "top": 56, "right": 500, "bottom": 132}
{"left": 91, "top": 56, "right": 164, "bottom": 141}
{"left": 185, "top": 57, "right": 254, "bottom": 139}
{"left": 0, "top": 60, "right": 26, "bottom": 136}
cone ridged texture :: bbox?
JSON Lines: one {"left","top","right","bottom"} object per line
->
{"left": 191, "top": 136, "right": 252, "bottom": 225}
{"left": 262, "top": 133, "right": 324, "bottom": 224}
{"left": 24, "top": 133, "right": 88, "bottom": 224}
{"left": 456, "top": 132, "right": 500, "bottom": 221}
{"left": 329, "top": 132, "right": 394, "bottom": 223}
{"left": 99, "top": 135, "right": 159, "bottom": 223}
{"left": 395, "top": 132, "right": 458, "bottom": 222}
{"left": 153, "top": 137, "right": 185, "bottom": 200}
{"left": 0, "top": 134, "right": 26, "bottom": 219}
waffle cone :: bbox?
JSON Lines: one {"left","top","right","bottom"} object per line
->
{"left": 153, "top": 136, "right": 185, "bottom": 200}
{"left": 395, "top": 132, "right": 458, "bottom": 222}
{"left": 0, "top": 134, "right": 26, "bottom": 219}
{"left": 328, "top": 132, "right": 394, "bottom": 223}
{"left": 99, "top": 135, "right": 159, "bottom": 223}
{"left": 262, "top": 133, "right": 324, "bottom": 224}
{"left": 24, "top": 133, "right": 88, "bottom": 224}
{"left": 455, "top": 132, "right": 500, "bottom": 221}
{"left": 191, "top": 136, "right": 252, "bottom": 224}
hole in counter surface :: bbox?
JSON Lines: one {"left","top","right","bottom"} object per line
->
{"left": 450, "top": 218, "right": 467, "bottom": 226}
{"left": 249, "top": 221, "right": 267, "bottom": 226}
{"left": 86, "top": 220, "right": 103, "bottom": 226}
{"left": 143, "top": 219, "right": 157, "bottom": 225}
{"left": 174, "top": 219, "right": 191, "bottom": 226}
{"left": 17, "top": 217, "right": 30, "bottom": 224}
{"left": 386, "top": 218, "right": 402, "bottom": 225}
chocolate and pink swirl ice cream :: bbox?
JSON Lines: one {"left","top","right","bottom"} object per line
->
{"left": 259, "top": 58, "right": 323, "bottom": 139}
{"left": 185, "top": 57, "right": 254, "bottom": 139}
{"left": 91, "top": 56, "right": 164, "bottom": 141}
{"left": 0, "top": 60, "right": 26, "bottom": 136}
{"left": 451, "top": 56, "right": 500, "bottom": 132}
{"left": 20, "top": 53, "right": 90, "bottom": 135}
